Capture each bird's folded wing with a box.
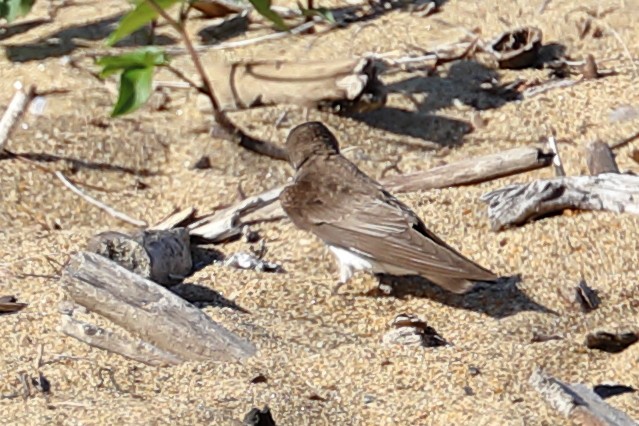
[307,193,496,280]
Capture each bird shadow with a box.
[4,13,177,63]
[364,274,557,319]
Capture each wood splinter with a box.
[59,312,182,367]
[61,252,256,363]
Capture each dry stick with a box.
[54,171,147,227]
[144,0,287,160]
[380,146,554,193]
[586,140,619,175]
[597,20,638,77]
[0,83,36,152]
[610,130,639,150]
[61,252,256,362]
[481,173,639,231]
[530,368,637,426]
[59,313,182,367]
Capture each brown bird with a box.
[280,122,498,295]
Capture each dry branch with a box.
[381,146,554,193]
[530,369,638,426]
[586,141,619,175]
[0,83,35,152]
[55,171,147,227]
[87,228,192,286]
[203,57,385,114]
[59,313,182,367]
[61,252,256,362]
[189,186,284,242]
[481,173,639,231]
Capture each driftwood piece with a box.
[61,252,256,362]
[149,207,196,231]
[586,141,619,175]
[87,228,192,286]
[481,173,639,231]
[530,369,638,426]
[381,146,554,193]
[204,57,386,114]
[189,186,284,243]
[59,313,182,367]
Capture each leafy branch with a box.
[99,0,288,159]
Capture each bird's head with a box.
[285,122,340,170]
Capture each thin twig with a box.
[610,130,639,150]
[0,83,35,152]
[597,20,638,77]
[537,0,552,14]
[164,64,206,95]
[54,171,147,227]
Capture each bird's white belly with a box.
[329,246,373,271]
[328,246,415,277]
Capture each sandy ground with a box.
[1,0,639,424]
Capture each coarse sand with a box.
[1,0,638,424]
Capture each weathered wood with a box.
[149,207,196,231]
[530,369,638,426]
[586,141,619,175]
[381,146,554,193]
[189,186,284,243]
[61,252,256,362]
[59,313,182,367]
[87,228,192,286]
[481,173,639,231]
[202,57,386,114]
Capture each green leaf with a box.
[96,48,167,117]
[0,0,35,23]
[96,47,167,77]
[247,0,288,31]
[111,66,155,117]
[107,0,180,46]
